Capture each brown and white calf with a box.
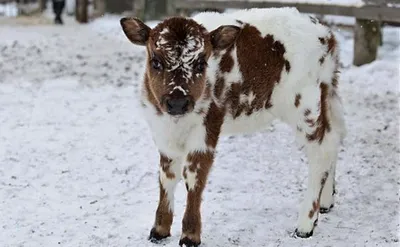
[120,7,346,247]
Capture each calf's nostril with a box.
[166,98,189,114]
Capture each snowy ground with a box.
[0,13,399,247]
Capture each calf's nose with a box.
[166,98,189,115]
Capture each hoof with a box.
[320,204,334,214]
[294,228,313,238]
[179,237,201,247]
[148,228,170,243]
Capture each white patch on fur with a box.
[223,47,242,83]
[221,110,276,135]
[159,161,181,212]
[141,96,211,157]
[171,86,187,96]
[184,168,197,191]
[239,91,256,105]
[156,28,169,47]
[155,28,205,84]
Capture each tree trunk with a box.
[353,19,381,66]
[75,0,88,23]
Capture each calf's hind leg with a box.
[319,161,336,213]
[295,129,341,238]
[295,84,345,237]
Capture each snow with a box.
[208,0,365,7]
[1,13,399,247]
[0,2,18,17]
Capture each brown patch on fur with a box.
[182,151,215,243]
[214,77,225,99]
[285,60,291,72]
[307,83,331,143]
[295,94,301,107]
[327,32,337,55]
[317,171,329,204]
[308,201,320,219]
[305,118,315,127]
[204,102,225,148]
[219,48,234,73]
[182,166,188,179]
[160,154,175,179]
[225,83,240,116]
[320,172,328,188]
[144,75,162,115]
[265,101,273,109]
[308,171,329,219]
[332,72,339,88]
[223,24,286,118]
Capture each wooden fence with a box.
[2,0,399,65]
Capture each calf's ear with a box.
[209,25,240,50]
[120,17,151,46]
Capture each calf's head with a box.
[120,16,240,116]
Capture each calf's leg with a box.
[319,161,336,213]
[295,130,341,238]
[179,103,224,246]
[179,151,214,247]
[149,153,181,242]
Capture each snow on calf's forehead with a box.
[151,18,209,81]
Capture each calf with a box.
[120,7,346,247]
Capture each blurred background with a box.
[0,1,399,247]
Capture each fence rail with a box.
[175,0,400,23]
[173,0,400,65]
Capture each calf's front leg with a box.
[149,153,181,242]
[179,151,214,247]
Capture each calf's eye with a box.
[151,59,163,70]
[194,60,207,73]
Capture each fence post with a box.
[39,0,46,12]
[93,0,106,18]
[353,19,381,66]
[167,0,176,16]
[144,0,167,20]
[75,0,89,23]
[133,0,145,20]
